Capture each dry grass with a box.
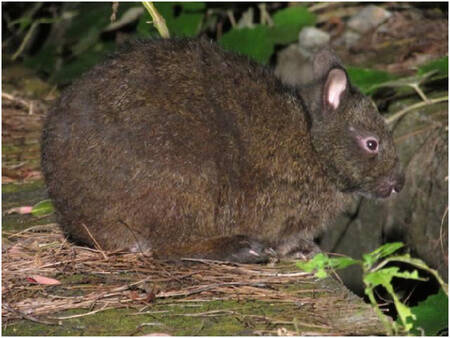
[3,223,328,327]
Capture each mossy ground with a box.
[2,181,385,336]
[2,5,447,334]
[3,300,304,336]
[2,180,55,232]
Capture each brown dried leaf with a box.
[5,206,33,215]
[27,275,61,285]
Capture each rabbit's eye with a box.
[366,139,378,151]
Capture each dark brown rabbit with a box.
[41,38,404,263]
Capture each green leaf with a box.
[267,24,301,45]
[9,17,33,31]
[296,252,328,272]
[154,2,204,37]
[363,242,404,267]
[383,254,448,295]
[181,2,205,11]
[296,253,330,279]
[66,3,111,40]
[330,256,360,269]
[219,25,274,64]
[219,5,315,62]
[296,253,359,279]
[364,266,425,290]
[23,45,58,75]
[405,289,448,336]
[364,267,420,331]
[31,199,55,217]
[364,267,398,289]
[395,301,416,332]
[169,12,203,37]
[271,6,316,44]
[71,26,103,56]
[315,269,328,279]
[272,5,315,27]
[136,11,159,37]
[347,67,398,95]
[417,56,448,77]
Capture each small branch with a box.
[394,124,440,143]
[3,303,58,326]
[49,305,111,320]
[308,2,339,12]
[11,17,55,61]
[5,223,59,239]
[226,10,237,28]
[2,92,34,114]
[386,96,448,124]
[81,223,108,260]
[141,2,170,38]
[127,310,169,316]
[409,83,429,102]
[174,309,236,317]
[181,257,312,277]
[12,22,38,60]
[364,287,393,335]
[250,270,311,277]
[258,3,274,26]
[440,206,448,260]
[110,2,119,22]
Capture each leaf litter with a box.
[2,223,384,335]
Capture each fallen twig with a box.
[386,96,448,124]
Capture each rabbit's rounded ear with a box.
[323,68,348,112]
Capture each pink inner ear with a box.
[326,69,347,110]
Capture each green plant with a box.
[5,2,208,83]
[31,199,54,217]
[219,5,316,64]
[141,2,170,38]
[297,243,448,335]
[138,2,205,38]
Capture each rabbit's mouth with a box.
[374,171,405,198]
[355,174,405,199]
[374,184,399,198]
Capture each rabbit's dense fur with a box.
[41,39,404,262]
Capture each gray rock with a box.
[339,30,362,48]
[274,44,313,87]
[347,5,392,34]
[275,27,331,87]
[298,26,330,52]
